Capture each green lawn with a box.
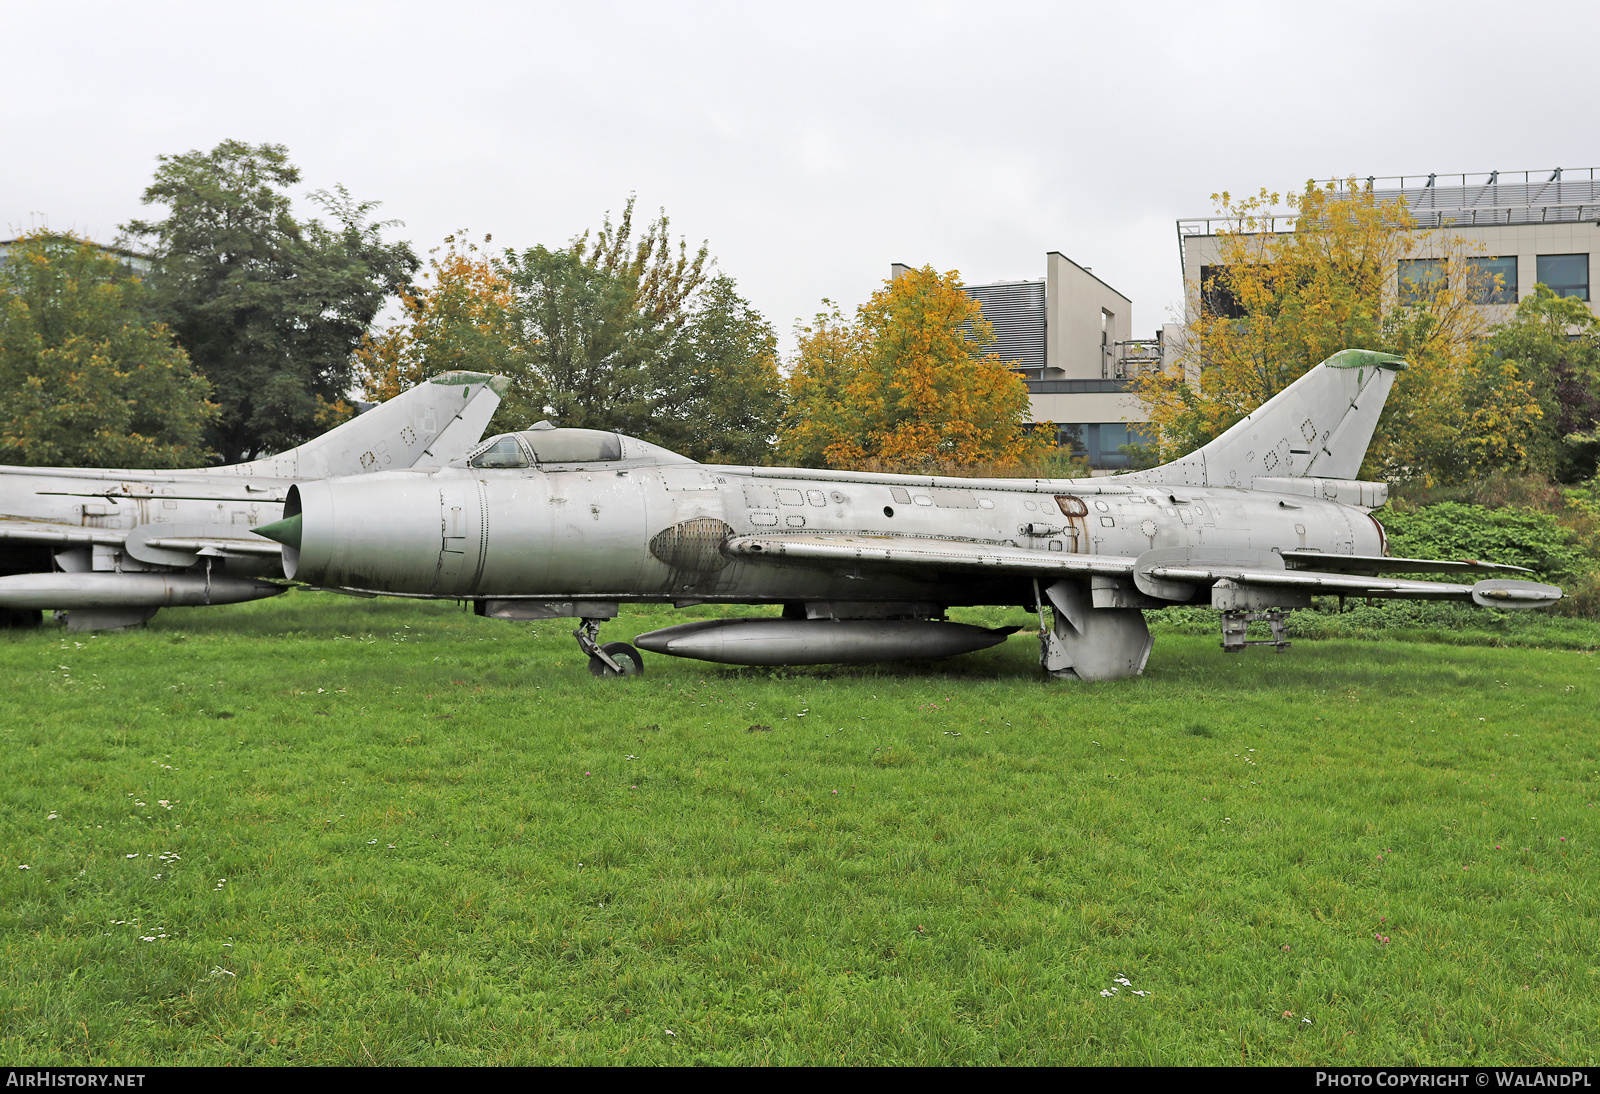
[2,593,1596,1065]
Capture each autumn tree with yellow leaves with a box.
[780,266,1050,472]
[354,232,522,403]
[1133,182,1543,485]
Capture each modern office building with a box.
[893,255,1168,470]
[1176,168,1600,321]
[898,167,1599,471]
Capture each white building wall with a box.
[1044,251,1133,380]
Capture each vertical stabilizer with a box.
[1124,349,1404,488]
[199,372,509,480]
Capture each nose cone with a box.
[254,513,302,550]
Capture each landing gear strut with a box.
[574,618,645,677]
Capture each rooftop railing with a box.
[1177,169,1600,264]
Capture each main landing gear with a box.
[574,618,645,678]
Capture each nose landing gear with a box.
[574,618,645,677]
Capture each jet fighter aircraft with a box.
[0,371,506,631]
[256,350,1561,681]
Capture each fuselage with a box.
[284,456,1387,606]
[0,464,291,578]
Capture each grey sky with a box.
[7,0,1595,354]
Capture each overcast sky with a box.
[7,0,1595,355]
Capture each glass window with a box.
[1467,256,1518,304]
[1537,254,1589,301]
[468,436,530,468]
[520,428,622,463]
[1055,423,1154,470]
[1055,424,1087,456]
[1398,258,1447,305]
[1200,265,1248,319]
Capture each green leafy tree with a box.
[647,275,783,463]
[354,232,523,402]
[1487,285,1600,482]
[487,204,780,462]
[779,266,1049,472]
[123,140,418,462]
[495,244,658,435]
[1380,502,1588,582]
[573,195,710,329]
[0,232,216,467]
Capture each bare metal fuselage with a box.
[263,352,1560,680]
[0,463,292,578]
[285,461,1385,605]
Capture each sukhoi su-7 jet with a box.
[256,350,1562,681]
[0,372,506,630]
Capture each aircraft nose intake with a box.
[254,513,303,550]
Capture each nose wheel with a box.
[574,618,645,677]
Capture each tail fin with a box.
[1124,349,1404,488]
[201,372,509,480]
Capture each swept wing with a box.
[724,532,1560,607]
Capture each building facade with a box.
[894,254,1166,471]
[897,167,1599,473]
[1177,168,1600,323]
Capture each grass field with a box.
[2,593,1597,1065]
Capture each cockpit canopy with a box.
[458,424,692,469]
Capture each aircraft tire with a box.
[589,642,645,678]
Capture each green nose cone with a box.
[254,513,303,550]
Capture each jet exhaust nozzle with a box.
[634,617,1018,666]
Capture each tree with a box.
[495,243,658,435]
[484,202,783,463]
[123,140,418,462]
[0,232,216,467]
[1133,182,1543,485]
[572,195,710,329]
[646,275,784,463]
[355,201,778,457]
[354,232,522,403]
[778,266,1049,472]
[1487,284,1600,482]
[494,196,712,435]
